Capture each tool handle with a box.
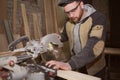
[8,36,29,51]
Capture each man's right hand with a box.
[45,60,72,70]
[0,68,9,79]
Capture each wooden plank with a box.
[13,0,23,49]
[44,0,55,34]
[0,51,14,56]
[13,0,17,33]
[0,78,2,80]
[37,13,43,38]
[32,13,42,40]
[3,20,14,44]
[0,50,25,57]
[0,34,8,52]
[32,13,38,39]
[44,0,61,34]
[51,0,59,33]
[104,48,120,54]
[21,3,31,39]
[57,70,101,80]
[43,0,50,34]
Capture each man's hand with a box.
[0,68,9,79]
[46,60,72,70]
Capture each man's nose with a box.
[69,12,74,18]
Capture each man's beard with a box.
[69,9,84,24]
[69,17,79,24]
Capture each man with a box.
[46,0,106,79]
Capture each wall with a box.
[0,0,8,51]
[0,0,46,51]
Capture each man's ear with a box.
[80,1,84,9]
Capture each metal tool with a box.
[0,33,63,80]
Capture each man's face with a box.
[64,1,84,23]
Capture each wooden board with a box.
[57,70,101,80]
[37,13,43,38]
[104,48,120,54]
[51,0,59,33]
[44,0,56,34]
[21,3,31,39]
[0,34,8,52]
[13,0,23,49]
[32,13,42,40]
[3,20,14,44]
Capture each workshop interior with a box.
[0,0,120,80]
